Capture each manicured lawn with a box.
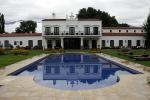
[101,49,150,67]
[0,50,44,68]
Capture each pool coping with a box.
[0,54,49,76]
[96,53,149,74]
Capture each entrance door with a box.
[28,40,33,48]
[119,40,123,47]
[47,40,52,49]
[38,40,42,47]
[83,40,89,49]
[128,40,132,47]
[64,38,80,49]
[92,40,97,49]
[55,40,61,49]
[4,40,9,47]
[110,40,114,48]
[102,40,105,48]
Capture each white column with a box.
[61,55,64,63]
[98,38,102,49]
[61,38,64,49]
[42,37,47,50]
[89,39,92,49]
[52,39,55,49]
[81,54,83,62]
[80,37,83,49]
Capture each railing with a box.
[44,31,101,36]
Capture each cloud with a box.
[0,0,150,32]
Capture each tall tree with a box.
[0,13,5,33]
[1,14,5,33]
[143,13,150,48]
[15,20,37,33]
[77,7,129,27]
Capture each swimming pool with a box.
[10,53,142,90]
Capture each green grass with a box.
[101,49,150,67]
[0,50,44,68]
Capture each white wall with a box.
[102,28,144,33]
[0,36,42,48]
[42,20,102,35]
[101,36,145,47]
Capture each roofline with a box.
[42,18,101,21]
[102,33,145,36]
[102,27,143,29]
[0,33,42,37]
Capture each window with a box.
[93,65,98,73]
[110,30,112,33]
[141,30,143,32]
[128,40,132,47]
[20,41,23,45]
[126,30,128,33]
[45,66,51,74]
[54,27,59,35]
[84,27,90,35]
[14,41,17,45]
[119,40,123,47]
[136,40,140,46]
[119,30,121,32]
[85,65,90,73]
[45,27,51,35]
[134,30,136,33]
[93,27,98,35]
[69,27,75,35]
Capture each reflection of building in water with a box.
[43,64,102,80]
[43,54,100,63]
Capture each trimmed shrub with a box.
[11,49,29,55]
[25,46,31,50]
[0,48,5,55]
[120,47,131,52]
[89,49,101,53]
[33,45,43,50]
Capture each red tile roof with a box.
[42,18,101,21]
[102,27,143,29]
[0,33,42,37]
[102,33,145,36]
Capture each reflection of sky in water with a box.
[18,53,138,90]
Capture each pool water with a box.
[11,53,141,90]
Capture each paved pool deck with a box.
[0,53,150,100]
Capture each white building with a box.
[0,15,147,49]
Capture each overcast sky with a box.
[0,0,150,33]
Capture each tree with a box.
[0,13,5,33]
[15,20,37,33]
[143,13,150,48]
[77,7,129,27]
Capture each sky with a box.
[0,0,150,33]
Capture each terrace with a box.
[0,49,149,100]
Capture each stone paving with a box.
[0,53,150,100]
